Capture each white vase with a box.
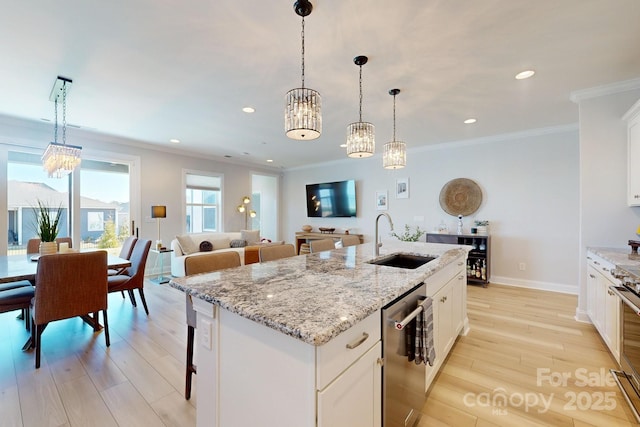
[39,241,57,255]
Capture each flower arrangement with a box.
[391,224,425,242]
[33,200,63,242]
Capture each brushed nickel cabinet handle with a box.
[346,332,369,349]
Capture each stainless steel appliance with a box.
[608,268,640,422]
[382,282,428,427]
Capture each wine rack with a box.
[426,233,491,287]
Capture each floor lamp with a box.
[151,205,166,250]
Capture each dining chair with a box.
[109,235,137,276]
[31,251,109,369]
[183,251,242,400]
[259,243,296,262]
[0,281,35,331]
[108,238,152,314]
[55,237,72,250]
[26,238,40,254]
[309,238,336,253]
[341,235,361,247]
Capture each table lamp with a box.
[151,205,166,250]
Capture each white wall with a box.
[576,86,640,320]
[283,127,580,293]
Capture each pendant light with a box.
[383,89,407,169]
[42,76,82,178]
[284,0,321,140]
[346,55,375,158]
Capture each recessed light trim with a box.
[464,118,477,124]
[339,143,347,148]
[169,138,180,144]
[515,70,535,80]
[242,106,255,113]
[266,159,274,163]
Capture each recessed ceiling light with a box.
[266,159,274,163]
[339,143,347,148]
[169,138,180,144]
[464,118,477,124]
[242,107,255,113]
[515,70,535,80]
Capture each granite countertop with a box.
[169,240,469,346]
[588,247,640,270]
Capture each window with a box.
[7,151,71,255]
[80,159,130,250]
[185,173,221,233]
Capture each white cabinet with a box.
[625,99,640,206]
[425,257,467,389]
[586,252,621,362]
[317,341,382,427]
[192,297,380,427]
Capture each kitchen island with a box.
[170,240,470,427]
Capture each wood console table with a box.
[294,232,364,254]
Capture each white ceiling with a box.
[1,0,639,169]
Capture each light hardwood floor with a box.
[0,281,637,426]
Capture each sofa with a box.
[170,230,284,277]
[171,230,259,277]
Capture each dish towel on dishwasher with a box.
[415,296,435,366]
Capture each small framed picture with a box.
[376,190,388,210]
[396,178,409,199]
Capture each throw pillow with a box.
[230,239,247,248]
[199,241,213,252]
[211,238,231,250]
[176,234,197,255]
[241,229,261,245]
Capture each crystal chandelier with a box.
[346,56,375,158]
[383,89,407,169]
[42,76,82,178]
[284,0,321,140]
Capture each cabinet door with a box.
[604,281,621,362]
[436,284,454,355]
[628,116,640,206]
[586,264,598,324]
[317,341,382,427]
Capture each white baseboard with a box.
[574,307,591,323]
[489,275,578,295]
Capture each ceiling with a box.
[1,1,639,169]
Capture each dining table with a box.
[0,250,131,284]
[0,250,132,350]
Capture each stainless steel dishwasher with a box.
[382,282,428,427]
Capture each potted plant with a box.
[474,220,489,235]
[33,200,63,255]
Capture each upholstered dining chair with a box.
[109,235,137,276]
[341,235,361,247]
[259,243,296,262]
[309,238,336,253]
[31,251,109,368]
[108,238,152,314]
[183,251,242,400]
[0,280,35,331]
[26,238,40,254]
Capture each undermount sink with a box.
[367,253,436,269]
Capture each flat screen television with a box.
[306,180,357,218]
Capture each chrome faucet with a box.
[375,212,394,257]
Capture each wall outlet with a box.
[201,319,212,350]
[519,262,526,271]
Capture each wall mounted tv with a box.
[306,180,357,218]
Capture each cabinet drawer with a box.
[426,256,465,297]
[586,253,618,283]
[316,311,380,391]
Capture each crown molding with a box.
[570,77,640,103]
